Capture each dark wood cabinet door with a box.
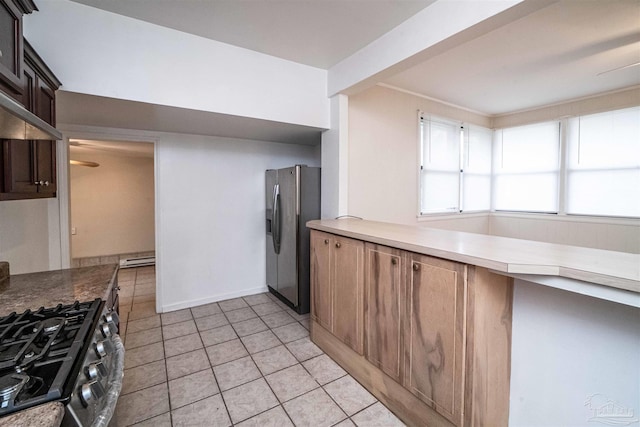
[2,140,36,194]
[35,140,56,194]
[364,243,404,382]
[0,0,23,94]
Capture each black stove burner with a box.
[0,299,103,417]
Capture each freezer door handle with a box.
[272,184,281,254]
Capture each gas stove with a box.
[0,300,123,426]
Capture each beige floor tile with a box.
[164,333,203,358]
[130,412,172,427]
[251,302,282,316]
[124,342,165,369]
[195,313,229,331]
[127,315,161,334]
[225,307,258,323]
[200,325,238,347]
[261,311,296,329]
[134,276,156,285]
[222,378,279,424]
[271,322,308,343]
[286,310,310,322]
[132,294,156,304]
[235,405,294,427]
[115,382,170,426]
[162,319,198,340]
[334,419,357,426]
[240,330,281,354]
[124,327,162,350]
[351,402,405,426]
[213,356,262,391]
[161,309,193,326]
[265,364,319,402]
[168,368,219,409]
[121,360,167,395]
[171,394,231,427]
[190,302,222,318]
[119,287,134,298]
[283,388,347,427]
[302,354,347,385]
[205,338,248,366]
[252,345,298,376]
[219,298,249,312]
[134,283,155,296]
[324,375,377,416]
[128,303,157,321]
[285,336,323,362]
[242,293,273,306]
[166,348,211,381]
[299,318,310,330]
[232,318,268,337]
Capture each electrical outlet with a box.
[71,227,77,235]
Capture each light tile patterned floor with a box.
[115,266,406,427]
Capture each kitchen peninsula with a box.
[307,218,640,427]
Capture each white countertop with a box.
[307,219,640,295]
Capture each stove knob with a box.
[104,311,120,326]
[85,361,107,380]
[100,322,117,338]
[94,340,113,358]
[79,380,105,407]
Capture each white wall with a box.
[70,147,155,258]
[23,0,328,129]
[156,133,320,311]
[510,279,640,426]
[347,84,490,227]
[320,94,349,219]
[0,198,61,274]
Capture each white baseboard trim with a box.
[160,285,269,313]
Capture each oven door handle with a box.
[91,334,125,427]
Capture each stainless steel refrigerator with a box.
[266,165,320,314]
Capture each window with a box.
[419,115,492,214]
[493,121,560,213]
[566,107,640,217]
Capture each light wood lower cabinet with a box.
[404,253,466,426]
[310,230,364,354]
[364,243,405,382]
[310,230,513,427]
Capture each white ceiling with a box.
[69,0,435,69]
[68,0,640,117]
[383,0,640,115]
[70,139,154,158]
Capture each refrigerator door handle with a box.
[272,184,281,254]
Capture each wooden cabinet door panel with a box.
[364,243,404,381]
[310,230,332,331]
[35,140,56,194]
[404,254,466,426]
[332,236,364,354]
[0,0,23,93]
[2,140,36,193]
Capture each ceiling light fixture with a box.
[70,159,100,167]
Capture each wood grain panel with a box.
[311,319,455,427]
[310,230,332,331]
[364,243,404,381]
[464,266,513,427]
[332,235,364,354]
[404,254,466,426]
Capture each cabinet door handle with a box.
[335,242,341,248]
[391,258,397,265]
[44,181,49,186]
[34,181,40,186]
[324,239,329,244]
[413,263,420,271]
[0,50,3,58]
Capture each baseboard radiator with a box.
[119,256,156,268]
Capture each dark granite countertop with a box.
[0,264,118,316]
[0,402,64,427]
